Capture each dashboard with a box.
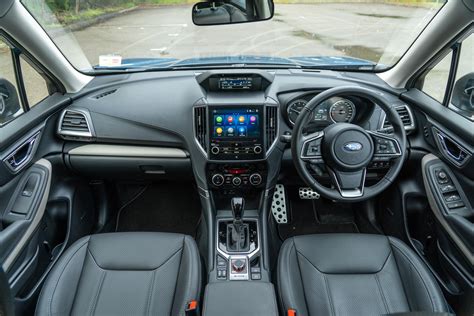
[58,69,414,190]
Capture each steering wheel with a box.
[291,86,407,202]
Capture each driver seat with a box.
[277,234,450,315]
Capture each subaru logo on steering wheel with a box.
[343,142,363,152]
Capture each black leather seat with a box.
[278,234,449,316]
[36,232,201,316]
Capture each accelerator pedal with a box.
[271,184,288,224]
[299,187,320,200]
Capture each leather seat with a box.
[277,234,449,316]
[36,232,201,316]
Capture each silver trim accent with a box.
[379,104,416,132]
[329,98,356,123]
[193,105,208,158]
[228,256,249,281]
[300,131,324,160]
[57,109,94,140]
[68,144,188,158]
[2,159,51,272]
[286,99,307,126]
[3,132,41,173]
[367,131,402,158]
[328,167,367,198]
[265,104,280,157]
[216,218,260,265]
[432,127,472,167]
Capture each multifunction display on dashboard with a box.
[209,107,264,160]
[211,108,260,139]
[218,77,253,90]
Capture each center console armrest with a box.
[202,281,278,316]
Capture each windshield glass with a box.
[22,0,446,73]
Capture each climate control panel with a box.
[207,163,266,189]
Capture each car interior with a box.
[0,0,472,315]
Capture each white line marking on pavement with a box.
[168,34,180,37]
[150,47,168,52]
[159,24,188,27]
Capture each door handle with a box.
[4,132,40,172]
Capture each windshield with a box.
[22,0,446,73]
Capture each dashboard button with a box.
[249,173,262,186]
[211,174,225,186]
[253,145,262,154]
[211,146,220,154]
[232,177,242,186]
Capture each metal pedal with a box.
[299,187,320,199]
[271,184,288,224]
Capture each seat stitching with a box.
[48,237,89,316]
[293,241,310,314]
[390,241,435,312]
[146,269,157,316]
[88,270,106,316]
[323,274,335,316]
[375,273,390,313]
[86,246,183,271]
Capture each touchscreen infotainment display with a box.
[211,108,261,139]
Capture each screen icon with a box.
[216,116,223,123]
[238,116,245,123]
[238,126,246,136]
[216,127,223,135]
[250,115,257,123]
[227,116,234,123]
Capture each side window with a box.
[422,51,452,103]
[20,55,50,107]
[0,39,23,126]
[420,31,473,120]
[450,34,473,120]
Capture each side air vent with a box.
[93,89,117,100]
[265,105,278,152]
[194,106,207,154]
[58,109,94,141]
[382,105,415,131]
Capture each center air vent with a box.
[194,106,207,154]
[383,105,415,131]
[58,109,94,141]
[265,105,278,152]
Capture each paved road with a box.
[57,3,438,68]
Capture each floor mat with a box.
[116,184,201,237]
[277,187,358,240]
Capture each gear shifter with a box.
[227,197,249,252]
[231,197,244,231]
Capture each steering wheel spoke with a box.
[327,167,366,198]
[367,131,402,161]
[300,131,324,163]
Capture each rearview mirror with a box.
[192,0,274,26]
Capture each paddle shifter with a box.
[227,197,250,252]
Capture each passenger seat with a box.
[35,232,201,316]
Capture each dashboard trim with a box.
[68,144,188,158]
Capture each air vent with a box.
[58,110,94,141]
[93,89,117,99]
[383,105,414,131]
[194,106,207,153]
[265,105,278,151]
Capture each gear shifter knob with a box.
[231,197,245,221]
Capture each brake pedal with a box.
[299,187,320,199]
[271,184,288,224]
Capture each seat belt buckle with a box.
[185,300,199,316]
[288,309,297,316]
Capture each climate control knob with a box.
[253,145,262,154]
[211,174,225,187]
[211,146,220,155]
[249,173,263,186]
[232,177,242,186]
